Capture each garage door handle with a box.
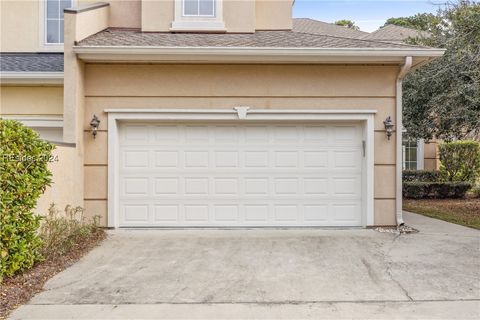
[362,140,366,157]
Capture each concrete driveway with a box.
[10,212,480,319]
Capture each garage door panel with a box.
[118,123,363,227]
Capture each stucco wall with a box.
[35,145,84,217]
[0,0,139,52]
[0,86,63,116]
[82,64,399,226]
[0,0,39,52]
[424,141,440,170]
[142,0,291,32]
[256,0,293,30]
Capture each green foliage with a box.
[39,204,100,259]
[439,141,480,183]
[384,13,440,32]
[403,181,472,199]
[334,19,360,30]
[0,119,53,281]
[403,170,441,182]
[472,185,480,198]
[401,1,480,141]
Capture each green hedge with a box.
[439,141,480,183]
[0,120,53,281]
[403,182,472,199]
[403,170,441,182]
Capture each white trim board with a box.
[74,46,445,65]
[1,116,63,128]
[0,72,64,85]
[106,108,375,228]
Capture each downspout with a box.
[396,56,413,226]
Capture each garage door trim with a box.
[106,109,376,228]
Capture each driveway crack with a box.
[384,234,414,302]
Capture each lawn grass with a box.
[404,197,480,230]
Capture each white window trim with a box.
[105,108,376,229]
[171,0,225,32]
[38,0,75,51]
[417,139,425,170]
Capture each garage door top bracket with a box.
[233,106,250,120]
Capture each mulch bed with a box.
[404,197,480,230]
[0,229,106,319]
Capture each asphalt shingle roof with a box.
[0,53,64,72]
[293,18,369,39]
[78,28,425,49]
[361,24,430,42]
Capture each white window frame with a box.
[38,0,75,51]
[171,0,225,32]
[402,137,424,170]
[105,108,376,229]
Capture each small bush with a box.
[39,204,100,259]
[0,120,53,281]
[403,181,472,199]
[403,170,441,182]
[439,141,480,183]
[472,186,480,198]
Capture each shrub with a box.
[403,170,441,182]
[403,181,472,199]
[0,120,54,281]
[439,141,480,183]
[39,204,100,259]
[472,185,480,198]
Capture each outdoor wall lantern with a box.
[90,115,100,139]
[383,116,394,140]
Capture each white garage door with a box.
[118,122,364,227]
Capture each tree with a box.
[334,19,360,30]
[384,13,440,32]
[401,1,480,141]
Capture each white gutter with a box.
[73,46,445,64]
[396,56,413,226]
[0,72,64,85]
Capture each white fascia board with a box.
[73,46,445,64]
[0,72,64,85]
[1,116,63,128]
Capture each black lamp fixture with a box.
[383,116,394,140]
[90,114,100,139]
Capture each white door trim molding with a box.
[107,108,376,228]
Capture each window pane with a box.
[59,20,64,43]
[47,20,60,43]
[47,0,59,19]
[60,0,72,18]
[184,0,198,15]
[199,0,214,16]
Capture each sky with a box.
[292,0,445,32]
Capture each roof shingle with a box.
[0,53,64,72]
[361,24,430,42]
[293,18,369,39]
[78,28,426,49]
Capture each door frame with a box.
[106,108,376,228]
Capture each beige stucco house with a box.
[0,0,444,228]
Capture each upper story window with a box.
[45,0,73,44]
[172,0,224,31]
[184,0,215,17]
